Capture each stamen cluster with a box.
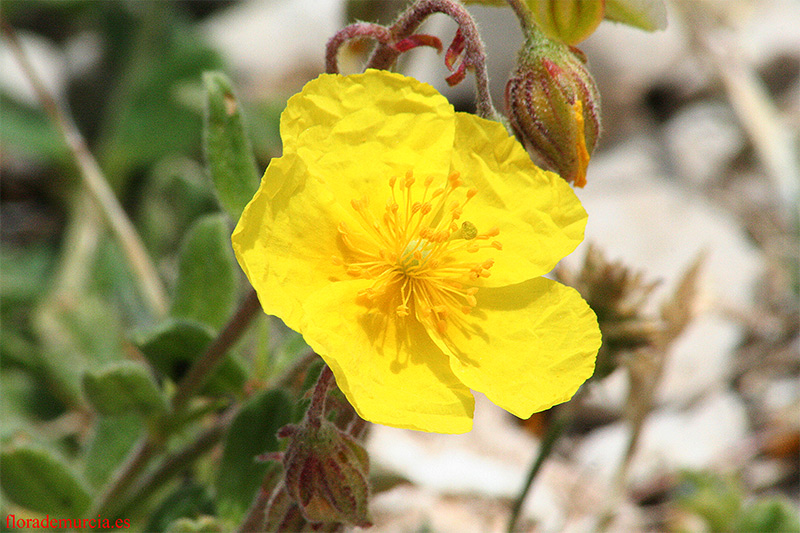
[336,171,502,333]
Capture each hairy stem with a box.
[171,288,262,410]
[367,0,497,119]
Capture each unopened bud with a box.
[528,0,605,45]
[281,420,372,528]
[505,34,601,187]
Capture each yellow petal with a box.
[301,279,475,433]
[430,277,600,419]
[273,69,456,201]
[232,154,349,333]
[450,113,588,286]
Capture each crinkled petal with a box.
[232,154,350,333]
[430,277,600,419]
[270,69,456,203]
[301,279,475,433]
[450,113,588,286]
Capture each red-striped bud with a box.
[505,35,601,187]
[280,420,372,528]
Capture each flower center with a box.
[336,170,502,334]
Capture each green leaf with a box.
[171,214,237,330]
[604,0,667,32]
[0,446,91,517]
[0,93,67,160]
[83,414,143,487]
[165,516,224,533]
[82,361,167,417]
[737,499,800,533]
[215,390,293,520]
[132,318,246,396]
[145,483,215,533]
[202,71,260,221]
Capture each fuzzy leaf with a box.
[82,361,167,416]
[0,446,92,517]
[83,414,143,487]
[215,390,293,520]
[132,318,246,396]
[203,71,260,221]
[171,214,237,330]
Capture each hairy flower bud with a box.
[528,0,605,45]
[280,420,372,528]
[505,34,601,187]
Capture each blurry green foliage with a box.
[82,361,167,417]
[132,318,247,397]
[676,470,800,533]
[215,390,293,521]
[171,214,238,330]
[0,446,92,518]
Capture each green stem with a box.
[89,437,160,519]
[115,407,237,517]
[504,0,536,33]
[506,414,568,532]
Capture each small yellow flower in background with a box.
[233,69,600,433]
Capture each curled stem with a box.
[326,22,393,74]
[369,0,498,119]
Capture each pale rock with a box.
[1,31,67,106]
[739,0,800,67]
[566,136,764,313]
[663,101,747,185]
[575,391,750,486]
[656,314,744,406]
[367,394,537,497]
[202,0,346,95]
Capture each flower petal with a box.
[275,69,456,203]
[232,154,350,332]
[301,279,475,433]
[431,277,600,419]
[450,113,588,286]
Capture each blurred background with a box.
[2,0,798,531]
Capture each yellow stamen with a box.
[337,171,503,333]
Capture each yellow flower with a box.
[233,69,600,433]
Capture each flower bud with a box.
[280,420,372,528]
[528,0,605,45]
[505,34,601,187]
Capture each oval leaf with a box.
[0,446,91,517]
[171,214,237,330]
[215,389,293,520]
[132,318,246,396]
[203,71,260,221]
[82,361,167,417]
